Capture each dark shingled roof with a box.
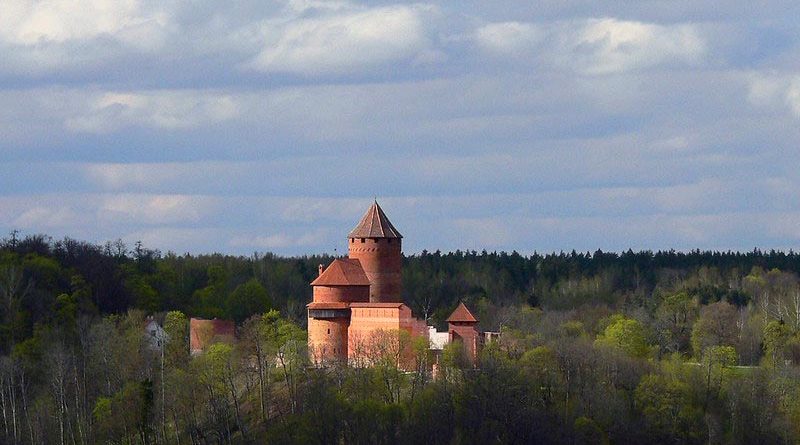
[311,258,371,286]
[348,200,403,239]
[446,302,478,323]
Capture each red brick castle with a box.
[307,201,481,366]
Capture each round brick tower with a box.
[307,259,370,364]
[347,201,403,303]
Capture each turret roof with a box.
[446,302,478,323]
[348,200,403,239]
[311,258,371,286]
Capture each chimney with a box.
[318,264,324,276]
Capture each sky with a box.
[1,0,799,256]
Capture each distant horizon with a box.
[4,228,797,259]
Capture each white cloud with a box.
[475,22,542,55]
[65,91,238,133]
[476,18,707,75]
[249,4,431,75]
[747,72,800,118]
[570,18,706,75]
[0,0,170,48]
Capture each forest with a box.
[1,232,800,444]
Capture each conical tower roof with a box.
[348,200,403,239]
[446,302,478,323]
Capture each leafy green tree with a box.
[635,373,704,443]
[193,342,243,441]
[595,315,651,358]
[0,266,32,350]
[193,265,228,318]
[163,310,188,367]
[227,278,271,323]
[762,320,791,367]
[519,346,561,409]
[701,345,738,410]
[122,265,160,314]
[655,291,698,354]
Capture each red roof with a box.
[446,302,478,323]
[348,200,402,239]
[311,258,371,286]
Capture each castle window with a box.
[360,238,365,243]
[327,328,330,335]
[373,238,378,243]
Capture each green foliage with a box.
[763,320,791,367]
[703,345,738,368]
[635,373,704,443]
[164,310,188,366]
[92,396,112,421]
[3,235,800,444]
[226,278,271,323]
[595,315,651,358]
[655,291,698,354]
[559,320,585,338]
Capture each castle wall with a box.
[312,285,369,303]
[308,316,349,364]
[449,322,480,366]
[348,237,402,302]
[347,304,429,368]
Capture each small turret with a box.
[447,302,480,366]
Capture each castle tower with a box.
[347,201,403,303]
[447,302,480,366]
[307,259,370,363]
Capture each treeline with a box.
[2,233,800,443]
[3,233,800,340]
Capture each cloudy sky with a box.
[1,0,799,255]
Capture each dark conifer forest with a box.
[2,233,800,444]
